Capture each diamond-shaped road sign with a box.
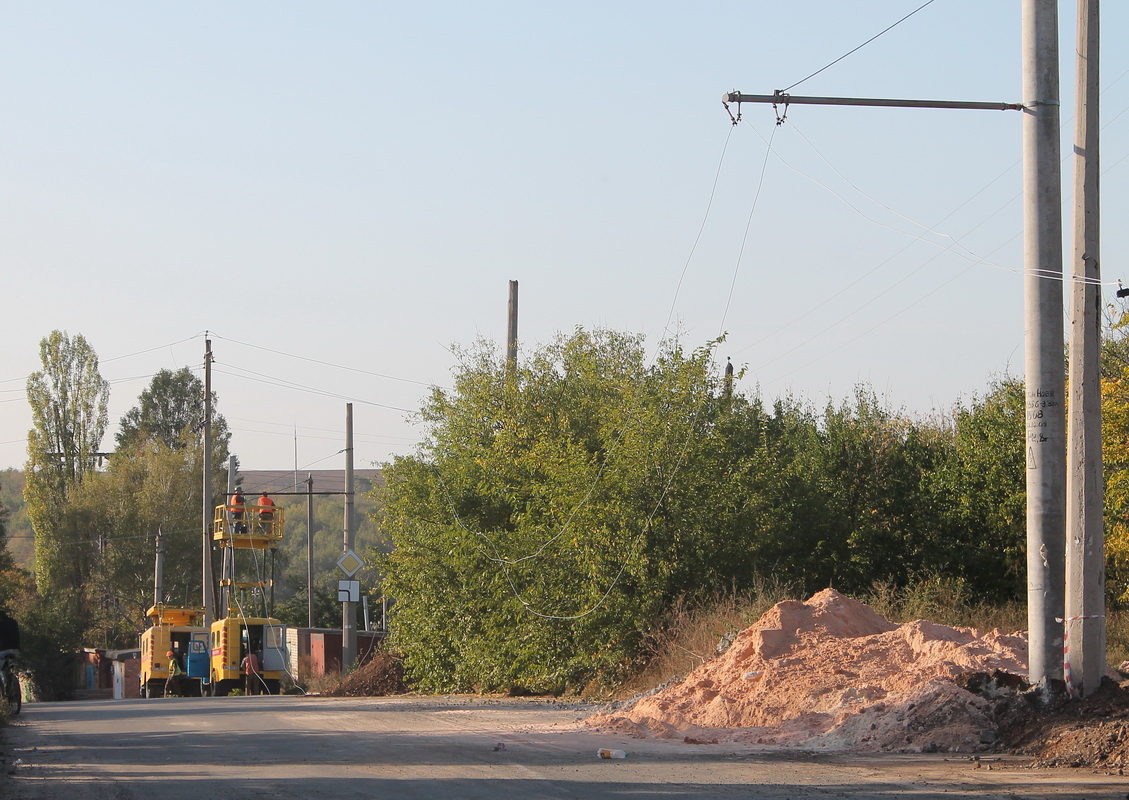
[337,549,363,577]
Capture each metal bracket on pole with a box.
[722,91,1024,113]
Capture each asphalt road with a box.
[2,695,1128,799]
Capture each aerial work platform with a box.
[213,502,284,550]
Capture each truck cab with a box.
[139,605,208,698]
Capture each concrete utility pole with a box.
[1066,0,1104,697]
[223,455,237,614]
[1022,0,1066,688]
[307,473,314,629]
[507,280,519,367]
[202,337,215,628]
[342,404,357,674]
[154,527,165,607]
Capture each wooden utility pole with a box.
[1066,0,1104,697]
[202,337,215,628]
[1022,0,1066,688]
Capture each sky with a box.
[3,1,1128,475]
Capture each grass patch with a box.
[615,578,798,699]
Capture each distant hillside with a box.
[1,469,32,568]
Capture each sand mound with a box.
[587,589,1029,753]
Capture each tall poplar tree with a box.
[24,331,110,591]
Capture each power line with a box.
[782,0,938,93]
[211,333,442,390]
[662,125,737,342]
[720,124,778,335]
[213,364,415,413]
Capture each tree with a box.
[116,367,231,453]
[24,331,109,592]
[55,367,239,647]
[377,329,728,692]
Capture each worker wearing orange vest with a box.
[230,486,246,533]
[257,492,275,534]
[258,492,275,519]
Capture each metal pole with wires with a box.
[342,404,357,674]
[202,337,215,628]
[307,473,314,629]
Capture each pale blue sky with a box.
[3,2,1127,473]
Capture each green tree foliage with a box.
[1103,311,1129,603]
[0,473,12,582]
[116,367,231,453]
[24,331,109,591]
[379,330,745,692]
[376,328,1034,694]
[59,442,220,647]
[273,585,342,629]
[19,366,234,650]
[928,380,1026,600]
[0,470,33,568]
[264,477,386,621]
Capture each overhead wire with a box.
[781,0,938,93]
[720,124,778,333]
[213,364,415,413]
[730,80,1129,369]
[435,127,752,619]
[718,9,1129,389]
[662,124,737,342]
[210,333,443,390]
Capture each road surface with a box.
[2,695,1127,799]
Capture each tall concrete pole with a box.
[507,280,519,367]
[224,455,236,615]
[342,403,357,674]
[1066,0,1104,697]
[1022,0,1066,687]
[202,338,215,628]
[154,527,165,607]
[307,473,314,629]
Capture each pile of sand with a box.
[587,588,1029,753]
[325,651,405,697]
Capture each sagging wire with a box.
[720,124,778,334]
[662,124,737,360]
[396,94,756,620]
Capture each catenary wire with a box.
[782,0,938,93]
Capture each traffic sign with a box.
[337,549,363,577]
